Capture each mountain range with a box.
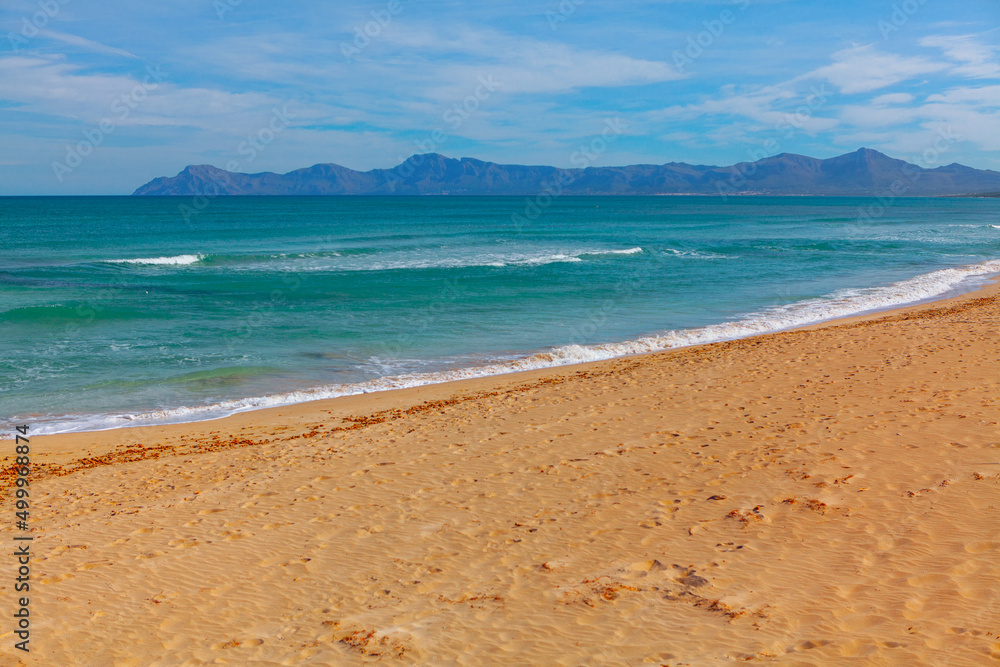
[132,148,1000,197]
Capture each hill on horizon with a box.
[132,148,1000,197]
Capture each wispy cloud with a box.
[39,30,139,60]
[921,32,1000,79]
[0,55,278,129]
[810,45,947,94]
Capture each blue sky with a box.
[1,0,998,194]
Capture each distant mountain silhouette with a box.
[133,149,1000,197]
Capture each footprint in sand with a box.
[907,572,949,587]
[76,560,113,571]
[790,638,833,651]
[168,538,199,549]
[833,583,868,599]
[626,559,668,574]
[837,614,890,632]
[950,559,979,576]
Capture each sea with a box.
[2,195,999,435]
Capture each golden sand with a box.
[2,283,999,665]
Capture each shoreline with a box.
[3,268,999,663]
[11,271,999,457]
[15,266,1000,440]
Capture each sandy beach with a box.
[2,282,999,666]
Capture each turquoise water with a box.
[2,195,999,434]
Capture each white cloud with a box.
[916,102,1000,151]
[39,31,139,59]
[0,55,287,130]
[428,53,676,101]
[871,92,914,105]
[811,45,946,94]
[925,84,1000,105]
[838,104,917,128]
[840,83,1000,151]
[922,33,1000,79]
[382,25,685,94]
[196,25,683,100]
[645,39,1000,160]
[650,80,838,142]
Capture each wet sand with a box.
[1,281,999,665]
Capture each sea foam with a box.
[291,247,644,272]
[27,257,1000,436]
[106,254,203,266]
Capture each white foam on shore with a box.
[105,254,203,266]
[24,258,1000,436]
